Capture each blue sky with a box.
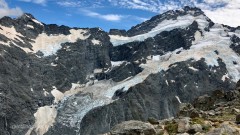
[1,0,240,31]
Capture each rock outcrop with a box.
[110,120,156,135]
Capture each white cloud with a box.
[101,14,123,21]
[109,0,162,12]
[203,0,240,27]
[82,10,123,21]
[57,0,103,8]
[56,1,80,7]
[19,0,47,5]
[108,0,184,13]
[56,0,240,27]
[0,0,23,18]
[108,0,240,27]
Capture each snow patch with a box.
[31,105,57,135]
[91,38,101,45]
[51,86,64,103]
[0,41,7,46]
[111,61,125,67]
[152,55,160,61]
[193,31,202,43]
[28,29,90,56]
[43,89,49,96]
[64,83,85,96]
[221,73,229,81]
[26,24,34,29]
[0,25,24,46]
[94,68,102,73]
[32,18,44,26]
[171,80,175,83]
[175,96,182,103]
[165,80,169,86]
[189,66,199,71]
[50,63,57,66]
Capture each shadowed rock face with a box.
[110,21,199,62]
[109,29,127,36]
[230,35,240,55]
[0,16,112,135]
[0,6,239,135]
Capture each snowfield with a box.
[29,29,90,56]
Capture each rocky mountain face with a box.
[0,6,240,135]
[104,82,240,135]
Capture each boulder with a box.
[178,103,202,118]
[236,114,240,124]
[211,90,225,100]
[190,110,201,118]
[176,133,189,135]
[232,108,240,114]
[208,110,215,116]
[236,80,240,91]
[194,133,204,135]
[205,124,239,135]
[148,117,159,125]
[177,118,190,133]
[190,124,203,133]
[193,95,215,111]
[110,120,156,135]
[225,91,238,101]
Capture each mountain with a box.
[0,6,240,135]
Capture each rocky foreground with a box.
[103,82,240,135]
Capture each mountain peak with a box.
[183,6,204,15]
[22,13,35,19]
[126,6,207,37]
[17,13,36,21]
[16,13,44,27]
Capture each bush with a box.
[202,124,211,132]
[165,122,178,134]
[191,117,205,125]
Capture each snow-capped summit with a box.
[127,6,206,36]
[109,6,212,46]
[19,13,36,20]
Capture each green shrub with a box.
[165,122,178,135]
[202,124,211,132]
[191,117,205,125]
